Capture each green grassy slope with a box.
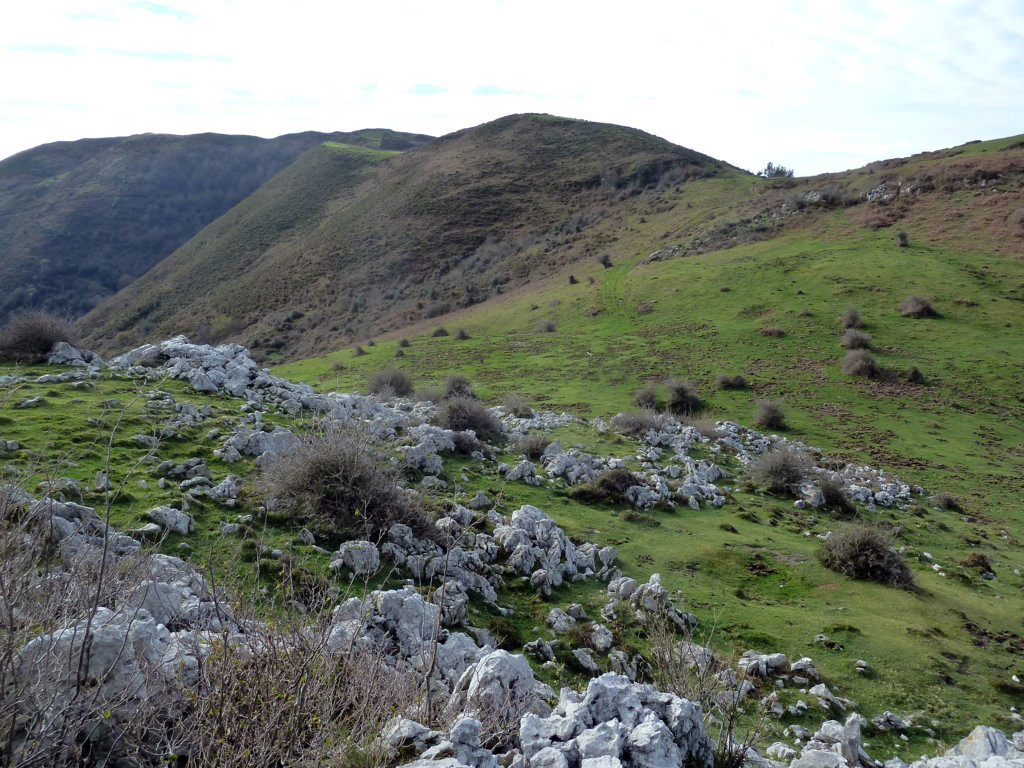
[272,138,1024,748]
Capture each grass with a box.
[275,210,1024,749]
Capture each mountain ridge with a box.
[0,127,434,323]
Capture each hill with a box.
[77,114,732,356]
[269,133,1024,738]
[0,128,433,322]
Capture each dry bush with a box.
[502,392,534,418]
[817,526,915,589]
[512,433,551,460]
[841,329,872,349]
[598,253,613,269]
[569,467,643,504]
[903,365,926,384]
[569,275,579,284]
[898,295,940,318]
[715,373,747,390]
[646,618,769,768]
[368,367,414,397]
[432,327,450,337]
[331,359,345,372]
[0,310,75,362]
[413,387,443,403]
[452,430,494,458]
[759,326,785,338]
[353,345,367,356]
[633,383,661,410]
[842,349,881,378]
[179,621,421,768]
[666,378,702,416]
[960,552,993,572]
[433,397,502,442]
[455,329,470,340]
[753,400,787,430]
[611,409,669,436]
[748,447,810,493]
[895,229,909,247]
[931,492,963,511]
[819,477,856,515]
[536,320,557,333]
[443,374,475,400]
[259,423,434,541]
[682,417,724,440]
[839,306,864,329]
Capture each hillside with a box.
[77,114,733,356]
[269,134,1024,737]
[0,128,433,322]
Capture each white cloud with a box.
[1,0,1022,174]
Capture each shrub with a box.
[960,552,993,572]
[816,526,915,589]
[634,383,661,410]
[412,387,442,403]
[443,374,475,400]
[841,329,872,349]
[367,368,413,397]
[598,253,613,269]
[432,327,450,337]
[455,328,470,340]
[353,345,367,356]
[819,477,856,514]
[932,492,963,511]
[569,275,579,284]
[502,392,534,418]
[0,310,75,362]
[569,467,643,504]
[452,430,494,458]
[904,365,925,384]
[759,326,785,338]
[895,229,909,247]
[748,447,810,493]
[665,378,701,416]
[839,306,864,329]
[536,320,556,333]
[611,409,668,435]
[259,423,434,541]
[715,373,747,390]
[331,360,345,372]
[682,417,724,440]
[512,433,551,460]
[434,397,502,441]
[394,349,405,358]
[842,349,881,378]
[753,400,787,430]
[898,295,940,318]
[367,339,376,347]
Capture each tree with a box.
[758,162,794,178]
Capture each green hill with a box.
[269,132,1024,740]
[0,128,433,322]
[77,114,732,358]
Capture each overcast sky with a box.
[2,0,1023,175]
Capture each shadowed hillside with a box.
[0,128,433,322]
[78,114,733,356]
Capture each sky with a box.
[2,0,1023,175]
